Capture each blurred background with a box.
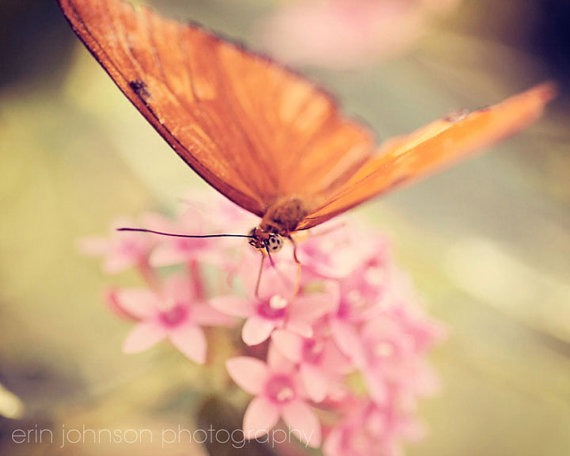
[1,0,569,454]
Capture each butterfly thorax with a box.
[248,197,309,253]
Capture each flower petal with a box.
[282,399,321,447]
[322,425,343,456]
[122,322,166,353]
[242,316,276,346]
[271,330,303,362]
[290,293,337,322]
[300,364,329,403]
[267,344,296,373]
[330,319,366,367]
[169,324,207,364]
[162,274,193,301]
[193,302,236,327]
[284,318,313,338]
[243,396,280,439]
[209,295,253,318]
[226,357,269,395]
[106,289,139,320]
[363,368,388,404]
[115,288,158,319]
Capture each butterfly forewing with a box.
[215,47,375,197]
[58,0,375,216]
[299,83,556,229]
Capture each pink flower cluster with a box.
[81,192,444,455]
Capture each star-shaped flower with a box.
[211,270,338,345]
[226,349,322,447]
[114,274,234,363]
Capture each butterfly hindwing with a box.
[300,83,556,229]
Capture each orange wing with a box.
[58,0,375,216]
[298,83,556,230]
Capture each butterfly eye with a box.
[265,233,284,253]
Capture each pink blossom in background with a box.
[323,395,425,456]
[148,192,256,268]
[358,314,429,403]
[258,0,460,68]
[113,274,235,363]
[147,209,224,268]
[226,349,322,447]
[79,215,157,273]
[271,326,352,402]
[295,222,387,280]
[82,190,444,454]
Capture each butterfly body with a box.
[58,0,555,250]
[247,196,308,254]
[260,196,309,235]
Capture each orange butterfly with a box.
[58,0,555,256]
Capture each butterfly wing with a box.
[299,83,556,230]
[58,0,374,216]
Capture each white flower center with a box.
[276,386,295,402]
[374,342,394,358]
[269,295,288,310]
[266,374,296,404]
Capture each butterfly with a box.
[58,0,555,257]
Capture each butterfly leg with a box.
[287,235,301,265]
[286,235,303,296]
[254,254,266,298]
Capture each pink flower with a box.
[337,245,392,315]
[211,265,339,345]
[148,208,226,268]
[358,316,415,403]
[297,223,393,309]
[83,190,445,455]
[79,216,157,273]
[358,311,441,404]
[226,350,322,447]
[258,0,460,68]
[114,274,234,363]
[106,288,140,321]
[271,326,352,402]
[296,222,385,280]
[326,245,395,366]
[210,192,259,232]
[388,299,446,353]
[323,397,424,456]
[147,190,259,269]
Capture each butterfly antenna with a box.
[117,227,254,240]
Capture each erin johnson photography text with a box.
[11,424,313,449]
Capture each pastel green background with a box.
[1,1,568,455]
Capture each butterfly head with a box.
[248,197,309,254]
[248,228,284,254]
